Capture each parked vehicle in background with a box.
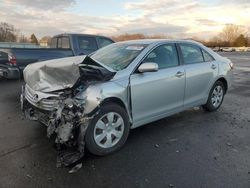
[0,33,114,79]
[212,47,222,52]
[222,47,235,52]
[21,39,233,163]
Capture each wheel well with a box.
[100,97,127,110]
[217,77,228,92]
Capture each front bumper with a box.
[21,84,93,167]
[0,65,20,79]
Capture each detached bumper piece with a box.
[21,85,91,168]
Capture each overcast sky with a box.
[0,0,249,39]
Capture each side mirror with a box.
[138,62,158,73]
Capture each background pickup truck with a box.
[0,33,114,79]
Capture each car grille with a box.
[25,85,59,111]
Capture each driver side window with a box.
[144,44,179,69]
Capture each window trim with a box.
[201,48,215,62]
[178,43,206,65]
[132,42,181,74]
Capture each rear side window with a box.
[202,49,214,62]
[180,44,204,64]
[98,37,113,48]
[78,36,98,50]
[143,44,179,69]
[57,37,70,49]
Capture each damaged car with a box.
[21,39,233,165]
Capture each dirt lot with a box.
[0,52,250,188]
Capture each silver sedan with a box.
[22,39,233,157]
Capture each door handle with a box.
[175,71,185,78]
[211,64,217,69]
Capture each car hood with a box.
[23,55,113,93]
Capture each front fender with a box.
[75,80,131,121]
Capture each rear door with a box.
[178,43,218,107]
[130,43,185,126]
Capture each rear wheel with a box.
[85,103,130,156]
[203,81,225,112]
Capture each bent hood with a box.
[24,55,110,93]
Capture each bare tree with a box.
[30,33,39,44]
[18,34,29,43]
[219,24,245,45]
[0,22,18,42]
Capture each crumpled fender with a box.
[75,78,132,122]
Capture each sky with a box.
[0,0,250,40]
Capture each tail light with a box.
[8,54,17,66]
[229,62,234,69]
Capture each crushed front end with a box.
[21,84,89,167]
[20,55,116,167]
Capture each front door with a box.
[130,43,185,127]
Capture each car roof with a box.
[117,39,203,46]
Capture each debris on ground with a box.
[68,163,82,174]
[175,150,180,153]
[193,107,200,111]
[26,174,32,178]
[232,148,239,153]
[169,138,178,142]
[56,151,84,168]
[155,144,160,148]
[226,142,232,147]
[91,164,96,170]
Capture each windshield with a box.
[90,43,148,71]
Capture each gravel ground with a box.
[0,52,250,188]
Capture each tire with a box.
[203,81,225,112]
[85,103,130,156]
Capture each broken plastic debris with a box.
[68,163,82,174]
[193,106,200,110]
[169,138,178,142]
[226,142,232,147]
[56,151,84,168]
[154,144,160,148]
[26,174,32,178]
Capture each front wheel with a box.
[203,81,225,112]
[85,103,130,156]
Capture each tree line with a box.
[0,22,249,47]
[0,22,51,45]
